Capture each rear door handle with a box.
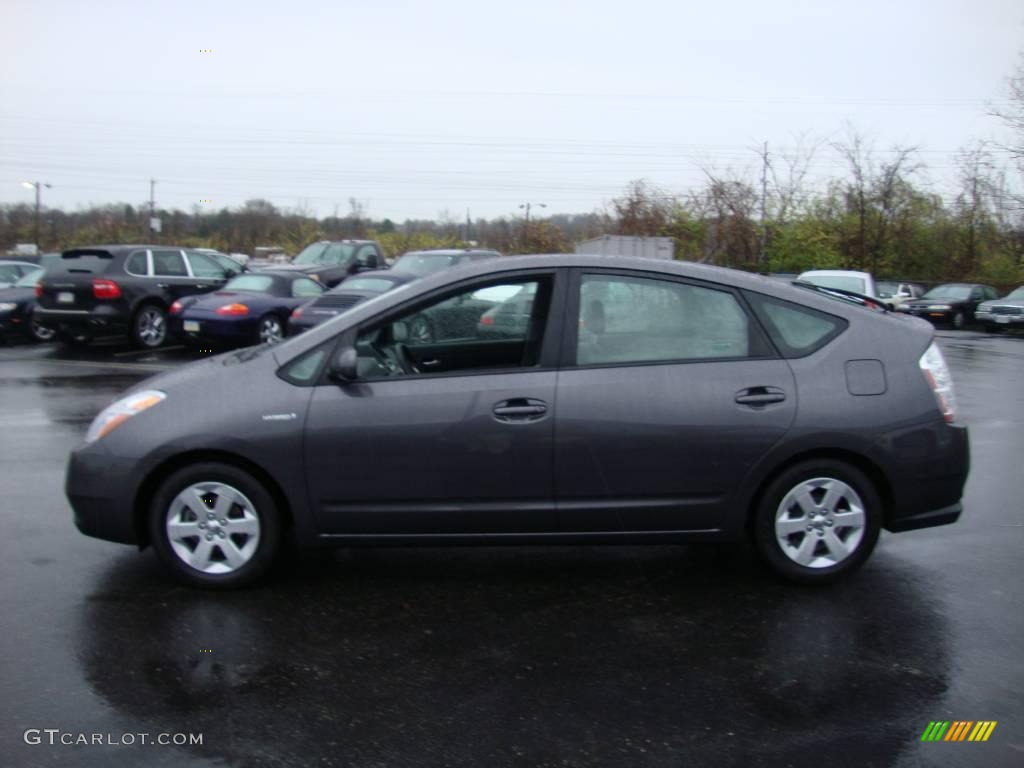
[735,386,786,406]
[493,398,548,423]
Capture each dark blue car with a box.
[170,271,324,347]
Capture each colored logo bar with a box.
[921,721,997,742]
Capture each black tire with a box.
[149,462,282,589]
[29,315,56,343]
[57,331,91,348]
[131,303,168,349]
[752,459,882,585]
[983,323,1001,334]
[951,311,965,330]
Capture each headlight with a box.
[0,302,16,312]
[85,390,166,443]
[928,304,952,311]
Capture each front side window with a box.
[187,251,227,278]
[152,250,188,277]
[353,277,551,379]
[576,275,760,366]
[292,278,324,298]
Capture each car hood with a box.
[127,346,273,395]
[979,298,1024,309]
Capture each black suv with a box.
[36,245,231,348]
[264,240,385,288]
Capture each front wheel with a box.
[951,311,965,330]
[753,460,882,584]
[132,304,167,348]
[29,316,56,343]
[149,462,282,588]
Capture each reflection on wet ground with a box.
[0,330,1021,766]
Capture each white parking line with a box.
[113,345,183,358]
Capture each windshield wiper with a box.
[792,281,890,312]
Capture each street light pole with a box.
[518,201,547,226]
[22,181,52,248]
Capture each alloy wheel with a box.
[30,318,56,342]
[165,482,261,575]
[774,477,866,569]
[259,316,284,345]
[136,307,166,347]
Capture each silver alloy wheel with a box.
[774,477,866,569]
[259,316,283,345]
[30,318,56,342]
[136,307,166,346]
[165,482,261,574]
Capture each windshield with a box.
[799,274,867,294]
[1005,286,1024,300]
[292,243,329,265]
[340,277,398,292]
[14,268,44,287]
[876,282,897,298]
[224,275,275,293]
[923,284,971,300]
[392,253,457,276]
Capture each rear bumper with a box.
[884,423,970,533]
[36,306,129,334]
[171,315,257,344]
[66,447,143,545]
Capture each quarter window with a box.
[125,250,149,276]
[745,292,847,358]
[152,250,188,277]
[575,274,762,366]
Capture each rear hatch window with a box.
[51,249,116,275]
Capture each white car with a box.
[797,270,878,298]
[876,281,925,309]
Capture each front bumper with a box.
[66,447,144,545]
[976,311,1024,327]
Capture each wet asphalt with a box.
[0,331,1021,768]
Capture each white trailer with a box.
[574,235,674,260]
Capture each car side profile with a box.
[901,283,1000,329]
[67,255,969,589]
[35,245,232,348]
[975,285,1024,331]
[265,240,386,288]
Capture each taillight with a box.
[215,303,249,316]
[92,279,122,299]
[291,307,304,320]
[169,300,183,315]
[481,314,495,325]
[35,282,42,298]
[919,342,957,423]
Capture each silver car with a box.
[975,286,1024,331]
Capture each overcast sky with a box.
[1,0,1021,220]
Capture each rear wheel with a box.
[149,462,282,588]
[29,316,56,343]
[132,304,167,348]
[257,314,284,345]
[753,459,881,584]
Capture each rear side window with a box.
[745,292,847,358]
[152,250,188,277]
[125,250,148,276]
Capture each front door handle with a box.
[735,386,786,407]
[493,398,548,423]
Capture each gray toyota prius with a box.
[68,255,969,588]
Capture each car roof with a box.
[798,269,872,279]
[398,249,500,257]
[244,269,317,281]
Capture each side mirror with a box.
[328,346,359,382]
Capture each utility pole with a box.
[759,142,769,267]
[149,179,157,242]
[22,181,52,249]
